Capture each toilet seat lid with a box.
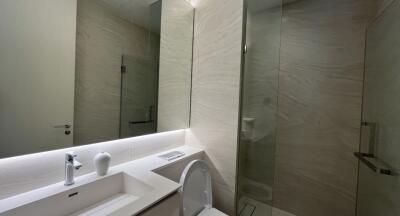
[179,160,212,216]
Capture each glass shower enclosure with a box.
[237,0,400,216]
[236,0,282,215]
[355,0,400,215]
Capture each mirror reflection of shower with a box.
[118,0,161,138]
[119,54,159,138]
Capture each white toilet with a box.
[179,160,228,216]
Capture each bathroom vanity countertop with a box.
[0,145,204,216]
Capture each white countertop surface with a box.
[0,145,204,216]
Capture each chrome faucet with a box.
[64,151,82,186]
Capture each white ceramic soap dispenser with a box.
[93,152,111,176]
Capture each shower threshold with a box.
[238,197,296,216]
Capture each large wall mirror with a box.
[0,0,194,158]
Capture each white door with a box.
[0,0,77,158]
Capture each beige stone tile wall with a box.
[187,0,244,214]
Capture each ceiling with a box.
[99,0,161,33]
[248,0,299,12]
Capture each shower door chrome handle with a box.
[243,44,248,54]
[354,152,394,176]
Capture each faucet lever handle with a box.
[65,151,77,161]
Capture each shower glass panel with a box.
[356,1,400,215]
[119,55,158,138]
[237,0,282,215]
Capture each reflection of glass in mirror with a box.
[119,55,158,139]
[74,0,162,145]
[0,0,194,158]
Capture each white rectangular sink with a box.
[4,172,154,216]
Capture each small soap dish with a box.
[158,151,185,161]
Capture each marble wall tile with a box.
[273,0,375,215]
[0,130,185,200]
[157,0,193,132]
[374,0,396,17]
[187,0,244,214]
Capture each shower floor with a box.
[238,197,296,216]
